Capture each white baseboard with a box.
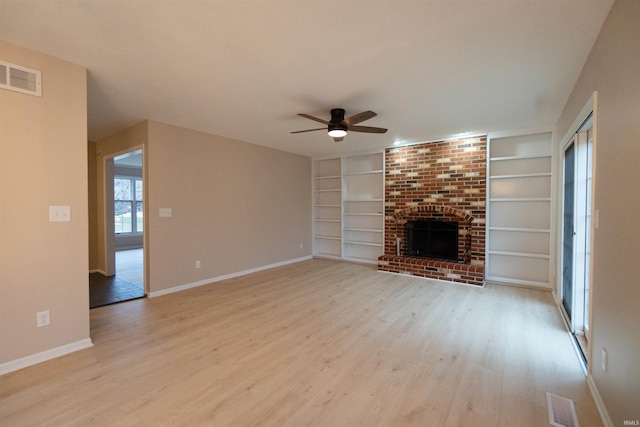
[586,374,613,427]
[148,256,313,298]
[0,338,93,376]
[89,269,107,275]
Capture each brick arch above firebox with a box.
[392,205,476,224]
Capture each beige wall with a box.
[555,1,640,424]
[147,121,312,293]
[89,119,312,294]
[0,41,89,363]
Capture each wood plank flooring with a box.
[0,259,602,426]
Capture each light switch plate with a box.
[159,208,172,217]
[49,205,71,222]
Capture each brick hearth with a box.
[378,136,486,286]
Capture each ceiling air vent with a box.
[0,60,42,97]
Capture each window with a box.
[114,176,143,234]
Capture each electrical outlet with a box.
[601,348,607,372]
[36,310,50,327]
[299,243,303,250]
[195,260,201,269]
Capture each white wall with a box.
[0,40,90,366]
[555,1,640,424]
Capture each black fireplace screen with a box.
[406,220,458,261]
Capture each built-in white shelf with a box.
[486,132,553,288]
[489,198,552,202]
[489,226,550,233]
[342,153,384,263]
[344,227,383,233]
[314,252,342,259]
[487,250,550,259]
[491,173,552,179]
[344,240,383,247]
[313,158,342,258]
[344,169,384,176]
[314,175,341,179]
[486,276,552,289]
[315,235,341,240]
[312,153,384,264]
[490,154,551,161]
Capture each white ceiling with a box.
[0,1,613,158]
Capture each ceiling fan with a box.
[291,108,388,142]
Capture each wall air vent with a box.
[0,60,42,97]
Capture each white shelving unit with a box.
[486,132,553,288]
[313,158,342,258]
[342,153,384,263]
[312,153,384,264]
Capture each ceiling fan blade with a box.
[348,125,388,134]
[344,110,377,126]
[290,127,326,134]
[332,137,344,143]
[298,113,330,125]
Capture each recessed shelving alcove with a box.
[313,153,384,264]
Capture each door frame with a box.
[101,145,147,293]
[556,91,598,368]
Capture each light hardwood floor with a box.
[1,259,602,426]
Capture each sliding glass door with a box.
[561,116,593,357]
[562,141,576,320]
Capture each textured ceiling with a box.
[0,0,613,158]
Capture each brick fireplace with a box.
[378,136,486,286]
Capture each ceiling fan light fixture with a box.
[328,129,347,138]
[292,108,387,142]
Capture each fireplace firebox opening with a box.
[406,219,459,261]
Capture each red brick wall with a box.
[378,136,486,285]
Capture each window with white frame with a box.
[114,176,143,234]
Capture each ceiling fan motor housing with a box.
[330,108,346,123]
[329,108,347,132]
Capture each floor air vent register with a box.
[546,392,580,427]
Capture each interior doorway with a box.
[89,148,145,308]
[560,115,593,361]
